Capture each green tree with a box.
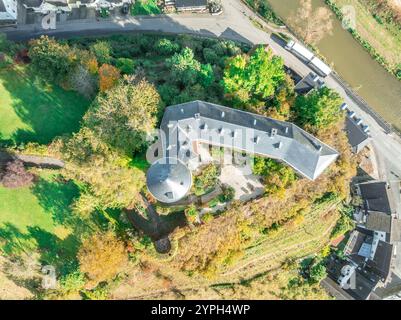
[29,35,76,83]
[154,38,180,55]
[90,41,112,65]
[309,262,327,283]
[199,63,215,87]
[115,58,135,74]
[294,87,343,129]
[167,47,201,86]
[223,46,285,104]
[84,79,161,155]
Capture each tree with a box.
[167,47,201,86]
[199,63,215,87]
[29,35,76,83]
[154,38,180,55]
[68,64,97,98]
[289,0,333,45]
[89,41,112,65]
[78,230,128,286]
[98,64,120,92]
[309,262,327,283]
[84,79,161,155]
[294,87,343,129]
[61,128,145,209]
[223,46,285,104]
[115,58,135,75]
[0,160,34,188]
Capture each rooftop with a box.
[147,100,339,203]
[357,181,392,215]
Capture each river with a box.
[267,0,401,131]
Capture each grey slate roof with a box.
[357,181,392,215]
[345,117,369,153]
[159,100,339,180]
[146,157,192,204]
[366,211,392,233]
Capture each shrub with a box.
[201,212,214,223]
[115,57,135,74]
[0,160,34,188]
[155,38,180,55]
[194,164,219,195]
[89,41,112,65]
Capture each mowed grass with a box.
[0,170,81,258]
[332,0,401,69]
[0,66,89,145]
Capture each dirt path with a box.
[0,150,64,169]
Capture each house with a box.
[0,0,17,26]
[146,100,339,203]
[341,103,370,154]
[294,72,325,95]
[175,0,208,12]
[356,181,394,216]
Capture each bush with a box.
[201,212,214,223]
[0,160,34,189]
[203,48,220,65]
[90,41,112,65]
[154,38,180,55]
[194,164,219,195]
[115,57,135,74]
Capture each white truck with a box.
[285,40,332,77]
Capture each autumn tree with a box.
[84,79,161,155]
[289,0,333,45]
[98,64,121,92]
[223,46,285,105]
[29,35,77,83]
[78,230,128,286]
[61,127,145,209]
[293,87,343,130]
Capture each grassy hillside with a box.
[327,0,401,78]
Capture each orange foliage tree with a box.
[98,64,120,92]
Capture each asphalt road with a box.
[3,0,401,215]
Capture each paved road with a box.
[3,0,401,214]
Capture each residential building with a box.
[146,100,339,203]
[0,0,17,25]
[175,0,208,12]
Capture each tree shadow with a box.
[0,67,90,145]
[30,176,80,228]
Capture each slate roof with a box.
[367,240,394,281]
[159,100,339,180]
[366,211,392,233]
[146,157,192,204]
[357,181,392,215]
[345,117,369,152]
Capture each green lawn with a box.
[131,0,161,15]
[0,170,83,269]
[0,66,90,145]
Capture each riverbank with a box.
[325,0,401,80]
